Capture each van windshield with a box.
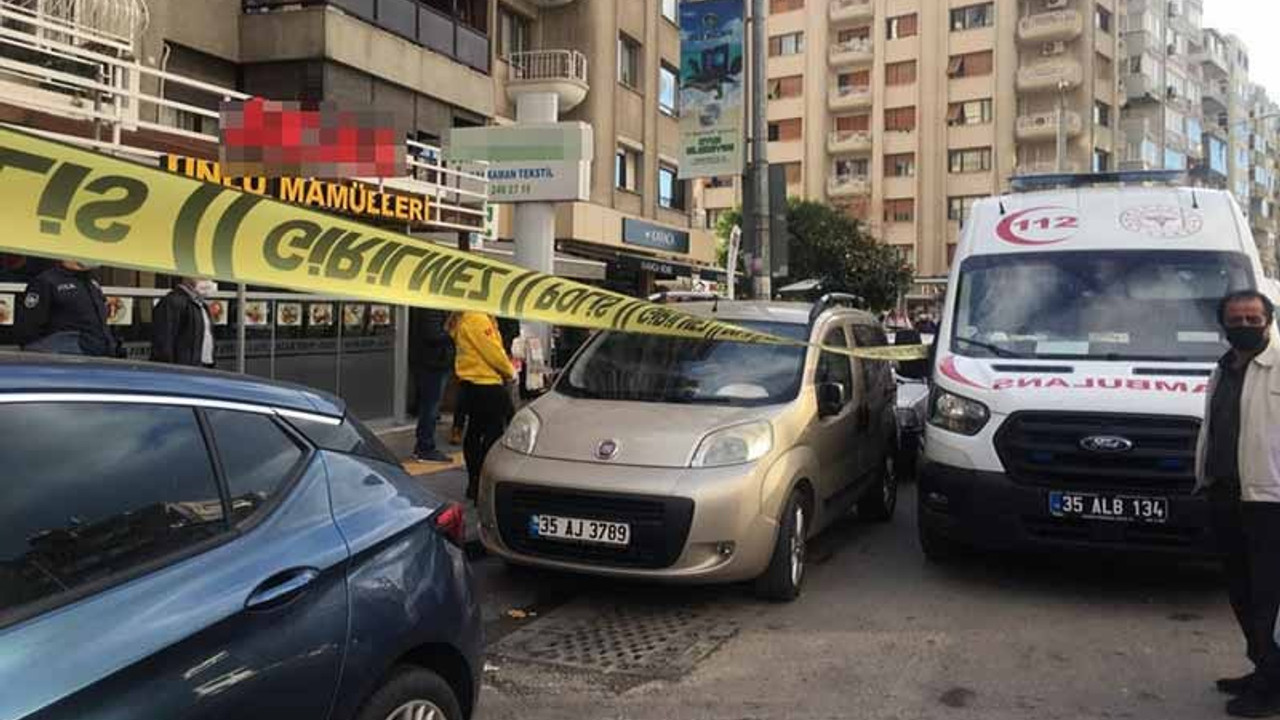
[560,321,808,406]
[951,251,1255,362]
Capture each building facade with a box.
[695,0,1125,288]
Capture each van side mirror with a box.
[817,382,846,418]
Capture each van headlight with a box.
[691,420,773,468]
[503,407,541,455]
[928,389,990,436]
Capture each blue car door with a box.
[0,400,350,720]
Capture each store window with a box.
[886,153,916,177]
[946,99,993,126]
[885,60,917,86]
[948,147,992,173]
[768,75,804,100]
[885,106,916,132]
[886,13,918,40]
[884,198,915,223]
[658,165,685,210]
[947,51,993,78]
[659,63,679,116]
[618,34,642,88]
[950,3,993,31]
[616,146,641,192]
[768,32,805,56]
[497,5,531,59]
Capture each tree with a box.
[715,199,914,311]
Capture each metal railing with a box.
[1017,9,1082,36]
[829,0,872,16]
[1,0,148,55]
[831,84,871,99]
[829,37,873,57]
[507,49,588,85]
[828,129,871,147]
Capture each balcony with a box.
[1203,81,1229,114]
[1017,10,1084,44]
[829,0,873,24]
[1015,160,1083,175]
[829,37,874,67]
[1015,110,1084,141]
[827,174,872,197]
[1016,59,1084,93]
[827,84,872,110]
[506,50,590,112]
[828,130,873,154]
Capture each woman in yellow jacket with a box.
[450,311,517,500]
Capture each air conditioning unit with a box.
[1042,41,1067,56]
[1045,0,1068,10]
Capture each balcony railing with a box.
[829,37,874,66]
[1016,59,1084,92]
[827,130,872,153]
[827,174,871,197]
[0,0,149,56]
[1017,10,1084,43]
[829,0,873,22]
[508,49,588,85]
[1015,110,1083,141]
[828,84,872,109]
[1015,160,1082,175]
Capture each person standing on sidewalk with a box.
[151,277,217,368]
[409,308,455,463]
[451,310,516,500]
[1197,289,1280,718]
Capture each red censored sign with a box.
[219,98,404,179]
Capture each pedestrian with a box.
[1197,288,1280,718]
[150,277,218,368]
[409,308,455,462]
[450,310,516,501]
[14,259,123,357]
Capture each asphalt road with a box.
[466,483,1245,720]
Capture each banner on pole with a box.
[678,0,746,179]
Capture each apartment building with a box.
[1192,28,1252,201]
[1245,85,1280,275]
[490,0,721,296]
[696,0,1125,285]
[1120,0,1206,175]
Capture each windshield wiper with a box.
[953,336,1028,359]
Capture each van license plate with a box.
[529,515,631,546]
[1048,492,1168,523]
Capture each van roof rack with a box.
[1009,170,1185,192]
[809,292,864,324]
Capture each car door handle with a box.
[245,568,320,610]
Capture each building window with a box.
[1095,52,1113,82]
[768,75,804,100]
[768,118,803,142]
[836,158,869,177]
[950,3,993,31]
[768,32,805,56]
[616,146,641,192]
[946,99,993,126]
[948,147,993,173]
[837,69,871,90]
[770,0,803,12]
[1093,101,1111,128]
[497,5,531,59]
[885,60,917,86]
[658,165,685,210]
[659,63,679,116]
[886,13,918,39]
[886,153,916,177]
[884,198,915,223]
[1164,148,1186,170]
[1092,148,1112,173]
[662,0,678,23]
[1095,5,1113,34]
[783,162,803,186]
[836,114,870,132]
[618,34,642,88]
[947,196,982,225]
[885,106,916,132]
[947,51,993,78]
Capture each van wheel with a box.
[355,667,463,720]
[858,451,897,523]
[755,489,807,602]
[917,496,962,564]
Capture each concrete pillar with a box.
[512,90,561,363]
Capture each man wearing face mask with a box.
[150,277,218,368]
[1197,289,1280,717]
[14,259,122,357]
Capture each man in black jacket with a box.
[151,278,217,368]
[14,260,122,357]
[409,308,455,462]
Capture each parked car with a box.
[0,354,482,720]
[478,296,899,601]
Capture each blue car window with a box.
[204,410,307,525]
[0,402,225,623]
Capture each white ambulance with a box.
[914,174,1268,560]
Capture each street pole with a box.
[1055,81,1068,173]
[750,0,771,300]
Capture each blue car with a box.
[0,353,482,720]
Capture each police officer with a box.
[14,260,123,357]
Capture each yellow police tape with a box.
[0,127,926,362]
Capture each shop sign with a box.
[448,123,592,203]
[623,219,691,254]
[679,0,746,178]
[486,161,588,202]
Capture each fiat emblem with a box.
[1079,435,1134,454]
[595,439,620,460]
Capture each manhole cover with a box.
[492,601,739,679]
